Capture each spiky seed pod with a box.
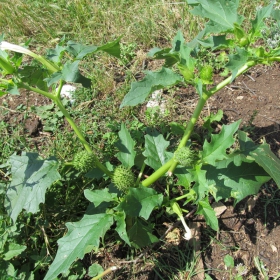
[73,151,96,173]
[200,65,213,84]
[174,147,197,167]
[112,165,135,191]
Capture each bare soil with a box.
[0,63,280,279]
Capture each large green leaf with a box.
[19,65,49,91]
[250,3,274,38]
[226,48,249,81]
[188,0,243,33]
[117,187,163,220]
[3,243,26,261]
[143,128,171,170]
[47,44,66,63]
[204,157,271,204]
[148,47,179,67]
[115,123,136,168]
[127,218,158,248]
[114,212,131,246]
[84,188,117,208]
[120,67,183,108]
[44,213,114,280]
[201,121,240,165]
[5,153,61,223]
[61,61,91,88]
[197,35,231,50]
[196,199,218,231]
[172,30,196,70]
[66,37,121,59]
[238,131,280,187]
[189,164,209,201]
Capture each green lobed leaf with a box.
[117,187,163,220]
[66,37,121,60]
[47,45,66,63]
[66,41,97,60]
[197,35,230,50]
[238,131,280,187]
[18,65,49,91]
[44,213,114,280]
[127,218,158,248]
[96,37,121,58]
[201,120,240,165]
[7,83,20,95]
[188,0,243,33]
[5,152,61,223]
[114,212,131,246]
[3,243,26,261]
[188,164,209,201]
[203,109,223,133]
[196,199,219,231]
[120,67,183,108]
[148,47,179,67]
[250,3,274,39]
[44,71,62,87]
[115,123,136,168]
[174,167,193,188]
[143,128,171,170]
[203,156,271,204]
[172,30,196,70]
[226,48,249,81]
[84,188,117,208]
[61,61,91,88]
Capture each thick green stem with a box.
[208,61,256,97]
[178,92,209,149]
[18,82,55,100]
[268,56,280,63]
[54,98,112,177]
[141,159,173,187]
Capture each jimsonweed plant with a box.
[1,1,280,279]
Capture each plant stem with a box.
[174,193,192,201]
[167,92,209,175]
[54,98,112,177]
[208,61,256,97]
[18,82,55,100]
[141,159,173,187]
[136,162,146,185]
[178,92,209,149]
[91,266,118,280]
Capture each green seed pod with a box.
[73,151,96,173]
[239,37,249,47]
[174,147,196,167]
[112,165,135,191]
[199,65,213,84]
[177,64,194,83]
